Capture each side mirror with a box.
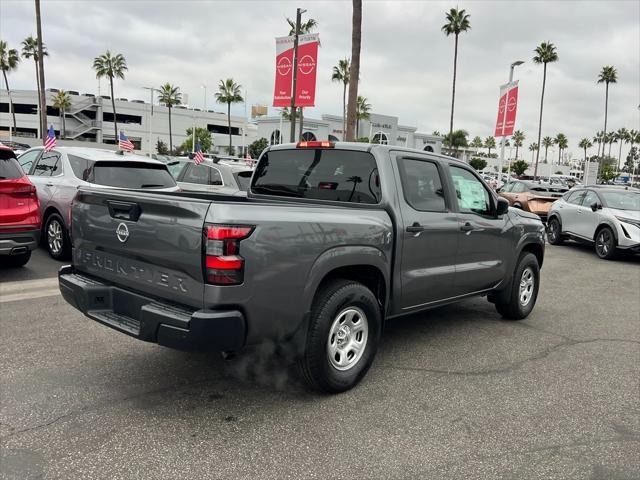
[496,197,509,216]
[590,202,601,212]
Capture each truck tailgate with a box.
[71,188,210,309]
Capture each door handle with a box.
[460,222,474,232]
[406,223,425,233]
[46,182,54,187]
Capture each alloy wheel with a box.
[47,218,63,255]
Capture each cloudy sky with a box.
[1,0,638,158]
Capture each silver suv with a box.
[173,157,254,196]
[547,186,640,259]
[18,147,179,260]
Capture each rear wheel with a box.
[595,226,617,260]
[494,252,540,320]
[45,213,71,260]
[547,217,563,245]
[298,280,381,393]
[3,251,32,268]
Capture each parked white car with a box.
[547,186,640,259]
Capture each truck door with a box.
[448,165,510,296]
[394,154,459,309]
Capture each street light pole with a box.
[201,85,207,111]
[289,8,305,142]
[499,60,524,183]
[142,86,159,155]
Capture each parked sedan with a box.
[499,181,568,222]
[0,146,40,267]
[17,147,179,260]
[173,157,254,196]
[547,186,640,259]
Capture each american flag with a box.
[44,125,56,152]
[245,151,254,167]
[194,143,204,165]
[119,131,135,151]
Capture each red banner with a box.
[273,36,294,107]
[272,34,319,108]
[494,81,519,137]
[294,34,319,107]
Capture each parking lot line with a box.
[0,277,60,303]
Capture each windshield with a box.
[601,191,640,211]
[90,161,176,189]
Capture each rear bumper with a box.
[0,229,40,255]
[58,266,246,352]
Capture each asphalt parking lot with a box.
[1,244,639,479]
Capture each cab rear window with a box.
[252,149,381,204]
[90,161,176,189]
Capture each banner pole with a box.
[289,8,303,142]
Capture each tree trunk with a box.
[558,147,561,164]
[35,0,47,140]
[515,145,519,160]
[110,78,118,141]
[603,83,609,151]
[584,147,587,164]
[62,108,66,138]
[168,105,173,152]
[2,71,17,138]
[618,140,623,169]
[533,63,547,180]
[227,102,232,153]
[544,145,548,162]
[342,83,347,139]
[345,0,362,141]
[448,33,459,140]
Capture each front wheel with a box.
[298,280,381,393]
[595,227,617,260]
[494,252,540,320]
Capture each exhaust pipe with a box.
[10,246,28,255]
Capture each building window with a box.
[423,146,434,152]
[301,131,317,141]
[372,132,388,145]
[207,124,240,135]
[103,112,142,125]
[328,134,339,142]
[270,130,281,145]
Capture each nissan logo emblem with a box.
[116,222,130,243]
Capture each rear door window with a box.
[17,150,41,174]
[68,154,92,181]
[234,171,252,191]
[181,164,210,185]
[90,162,176,189]
[33,152,62,177]
[397,158,447,212]
[0,157,24,179]
[252,149,381,204]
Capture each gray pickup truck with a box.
[59,142,545,393]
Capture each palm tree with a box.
[443,129,469,156]
[597,65,617,155]
[528,142,539,162]
[442,7,471,140]
[331,58,350,138]
[578,138,592,164]
[542,136,553,163]
[345,0,362,141]
[0,41,20,137]
[484,136,496,156]
[593,130,605,157]
[554,133,568,164]
[52,90,71,138]
[615,127,629,168]
[156,83,182,152]
[532,41,559,179]
[215,78,243,153]
[471,136,483,151]
[355,95,371,139]
[512,130,525,160]
[605,131,616,158]
[21,35,48,137]
[286,17,318,36]
[92,51,128,141]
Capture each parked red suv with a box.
[0,145,40,267]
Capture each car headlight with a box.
[615,216,640,228]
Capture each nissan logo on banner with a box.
[272,33,320,108]
[494,80,519,137]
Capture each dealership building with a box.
[0,88,252,154]
[255,113,443,153]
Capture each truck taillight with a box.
[204,224,254,285]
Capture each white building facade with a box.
[256,112,443,153]
[0,89,252,154]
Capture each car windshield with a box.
[601,191,640,211]
[90,161,176,189]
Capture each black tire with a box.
[3,251,32,268]
[44,213,71,260]
[298,279,381,393]
[494,252,540,320]
[547,217,563,245]
[595,226,617,260]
